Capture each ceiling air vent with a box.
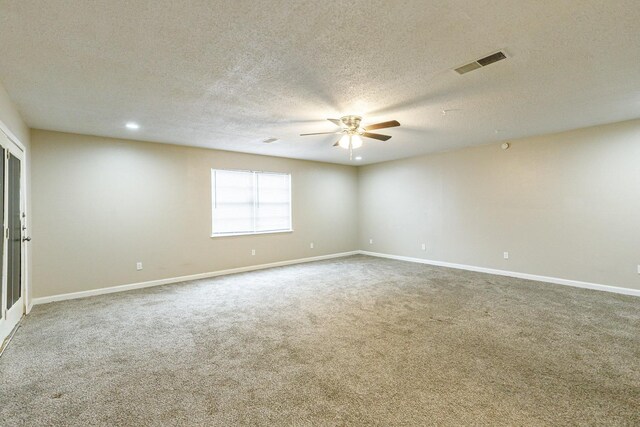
[262,137,278,143]
[454,51,507,75]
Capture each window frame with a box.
[210,168,293,238]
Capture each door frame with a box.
[0,120,29,347]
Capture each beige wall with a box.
[0,83,29,145]
[0,82,32,304]
[31,130,359,298]
[359,119,640,291]
[31,119,640,298]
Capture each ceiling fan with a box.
[299,115,400,158]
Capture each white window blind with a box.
[211,169,292,236]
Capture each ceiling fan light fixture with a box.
[351,134,363,149]
[338,133,363,149]
[338,134,351,149]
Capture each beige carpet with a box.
[1,255,638,425]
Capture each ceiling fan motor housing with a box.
[341,115,362,131]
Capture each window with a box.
[211,169,292,236]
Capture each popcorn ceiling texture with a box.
[0,1,639,164]
[1,256,638,425]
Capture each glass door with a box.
[0,130,26,346]
[7,154,21,310]
[0,147,4,333]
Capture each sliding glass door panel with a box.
[0,148,3,320]
[6,153,20,310]
[0,132,25,346]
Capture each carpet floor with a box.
[1,255,639,425]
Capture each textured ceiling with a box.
[1,1,639,165]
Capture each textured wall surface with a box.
[359,119,640,290]
[31,130,359,298]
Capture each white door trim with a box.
[0,121,26,153]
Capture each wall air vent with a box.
[262,137,278,143]
[454,51,507,75]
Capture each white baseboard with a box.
[30,249,640,305]
[359,250,640,297]
[32,251,359,305]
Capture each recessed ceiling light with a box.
[125,122,140,130]
[355,156,362,161]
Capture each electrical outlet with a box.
[251,249,256,256]
[637,264,640,274]
[136,262,143,271]
[503,252,509,260]
[421,243,426,251]
[369,238,373,245]
[310,242,314,249]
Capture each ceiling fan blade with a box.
[300,131,341,136]
[327,118,342,127]
[363,120,400,131]
[362,132,392,141]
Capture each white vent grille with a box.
[454,51,507,75]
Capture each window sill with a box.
[210,229,294,238]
